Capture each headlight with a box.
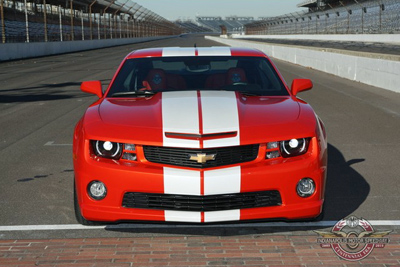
[92,140,123,159]
[266,138,310,159]
[280,138,309,158]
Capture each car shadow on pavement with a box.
[323,143,369,220]
[0,81,106,103]
[104,143,370,236]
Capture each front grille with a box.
[122,191,282,212]
[143,144,259,168]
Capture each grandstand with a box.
[196,16,254,33]
[0,0,181,43]
[174,20,213,34]
[245,0,400,35]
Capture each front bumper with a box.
[74,139,327,223]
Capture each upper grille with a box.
[122,191,282,212]
[143,144,259,168]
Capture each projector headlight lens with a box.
[92,140,122,159]
[280,138,309,157]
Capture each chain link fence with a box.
[245,0,400,35]
[0,0,181,44]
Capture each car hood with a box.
[84,91,316,147]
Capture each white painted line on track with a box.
[0,224,104,231]
[44,141,72,146]
[1,221,400,231]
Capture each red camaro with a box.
[73,47,327,225]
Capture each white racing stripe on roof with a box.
[1,221,400,231]
[162,47,196,57]
[197,47,231,56]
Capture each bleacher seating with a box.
[245,0,400,34]
[174,20,213,33]
[196,16,254,33]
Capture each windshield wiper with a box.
[239,91,263,96]
[110,91,156,97]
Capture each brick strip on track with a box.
[0,235,399,266]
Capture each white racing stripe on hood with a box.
[162,91,200,148]
[200,91,240,148]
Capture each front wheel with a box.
[312,206,325,222]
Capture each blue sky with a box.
[133,0,307,20]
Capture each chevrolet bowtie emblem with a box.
[189,153,216,163]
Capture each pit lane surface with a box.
[0,35,399,240]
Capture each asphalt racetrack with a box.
[0,35,399,240]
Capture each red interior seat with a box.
[167,73,187,90]
[205,73,226,89]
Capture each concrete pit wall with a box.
[231,34,400,44]
[0,36,174,62]
[206,36,400,93]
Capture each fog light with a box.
[88,181,107,200]
[266,151,280,159]
[296,178,315,197]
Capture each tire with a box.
[312,206,325,222]
[288,205,325,223]
[74,180,102,226]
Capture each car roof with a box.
[126,47,267,59]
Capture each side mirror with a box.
[291,79,313,96]
[81,81,103,98]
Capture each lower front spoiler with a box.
[80,200,323,224]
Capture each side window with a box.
[108,60,149,96]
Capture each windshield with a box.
[107,56,289,97]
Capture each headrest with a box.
[226,68,247,84]
[143,69,167,90]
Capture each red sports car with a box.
[73,47,327,225]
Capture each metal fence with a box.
[0,0,181,43]
[245,0,400,35]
